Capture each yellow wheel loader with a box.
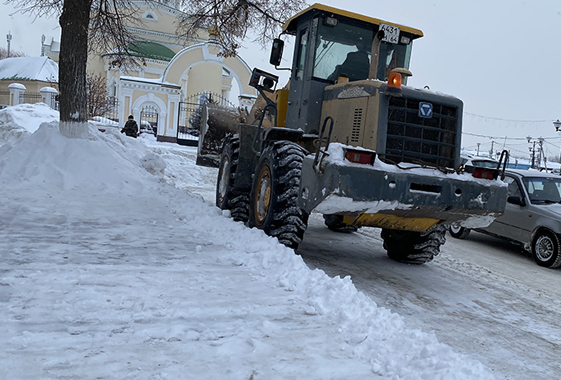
[197,3,508,264]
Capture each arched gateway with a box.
[117,41,257,144]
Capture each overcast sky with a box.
[3,0,561,159]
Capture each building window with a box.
[142,11,158,21]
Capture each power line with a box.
[464,112,554,123]
[462,131,560,141]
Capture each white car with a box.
[450,169,561,268]
[461,155,499,173]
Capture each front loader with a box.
[196,3,508,264]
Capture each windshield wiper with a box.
[533,199,559,204]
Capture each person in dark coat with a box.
[121,115,138,138]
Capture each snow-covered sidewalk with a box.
[0,104,493,379]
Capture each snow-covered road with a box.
[298,217,561,380]
[169,141,561,380]
[166,141,561,380]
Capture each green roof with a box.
[128,41,176,61]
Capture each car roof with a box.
[505,169,561,179]
[470,157,498,162]
[461,155,497,162]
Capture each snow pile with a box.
[0,104,495,379]
[0,103,59,149]
[91,116,119,126]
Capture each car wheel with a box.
[532,230,561,268]
[449,224,471,239]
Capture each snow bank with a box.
[0,103,59,149]
[0,104,495,379]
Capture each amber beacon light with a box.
[387,72,402,89]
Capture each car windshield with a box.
[523,177,561,204]
[470,160,498,169]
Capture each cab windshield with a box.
[523,177,561,204]
[313,19,412,84]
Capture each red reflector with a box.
[472,168,498,180]
[344,149,375,165]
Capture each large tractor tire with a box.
[216,137,249,222]
[249,141,309,249]
[381,224,447,264]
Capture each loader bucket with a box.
[196,103,243,168]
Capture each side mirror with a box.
[507,195,525,207]
[269,38,284,67]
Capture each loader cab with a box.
[277,3,423,135]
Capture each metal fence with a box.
[0,91,59,110]
[140,104,158,135]
[20,92,43,105]
[177,91,236,146]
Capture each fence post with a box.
[40,87,58,109]
[8,83,26,106]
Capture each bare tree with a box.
[6,0,306,137]
[177,0,306,56]
[86,73,109,118]
[7,0,139,137]
[0,47,26,59]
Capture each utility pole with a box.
[554,120,561,170]
[527,136,546,169]
[538,137,546,170]
[476,143,480,156]
[528,136,536,169]
[6,32,12,57]
[531,141,536,168]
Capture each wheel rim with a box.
[450,224,462,234]
[535,234,554,262]
[254,165,272,226]
[218,156,230,205]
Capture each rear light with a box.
[472,167,499,180]
[387,72,402,89]
[344,149,376,165]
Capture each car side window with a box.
[504,176,522,198]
